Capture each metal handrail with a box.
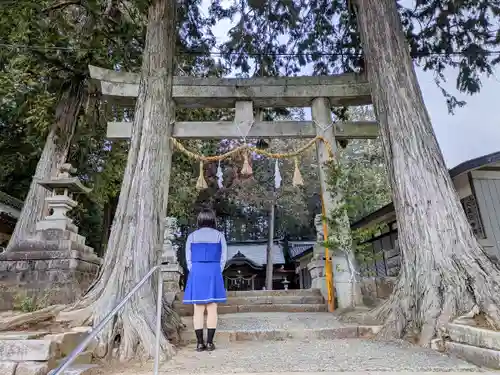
[52,263,165,375]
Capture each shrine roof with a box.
[227,242,285,266]
[288,241,316,260]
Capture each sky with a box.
[204,1,500,169]
[415,68,500,168]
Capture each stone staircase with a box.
[3,291,491,375]
[173,289,327,316]
[179,310,381,345]
[164,296,484,375]
[0,328,98,375]
[174,288,384,346]
[110,311,482,375]
[437,322,500,369]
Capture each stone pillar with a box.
[308,98,359,309]
[307,214,329,301]
[0,164,101,310]
[161,217,183,303]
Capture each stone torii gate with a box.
[88,65,377,309]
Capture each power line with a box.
[0,42,499,58]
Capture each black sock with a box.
[207,328,216,344]
[195,329,204,344]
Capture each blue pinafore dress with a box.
[183,241,227,304]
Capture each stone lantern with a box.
[281,277,290,291]
[0,164,102,310]
[161,216,184,303]
[306,213,356,309]
[35,163,91,233]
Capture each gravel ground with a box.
[158,339,478,374]
[104,313,482,375]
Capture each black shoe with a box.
[194,329,205,351]
[196,343,207,352]
[206,328,216,351]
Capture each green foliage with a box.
[322,106,391,256]
[322,159,349,251]
[0,0,220,252]
[206,138,319,242]
[350,224,385,265]
[322,150,389,269]
[13,293,37,313]
[210,0,499,111]
[12,290,51,312]
[0,0,492,254]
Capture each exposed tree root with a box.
[0,304,66,332]
[354,0,500,347]
[57,256,184,361]
[368,245,500,345]
[56,0,181,361]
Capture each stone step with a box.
[180,325,381,345]
[0,362,17,375]
[447,323,500,351]
[175,294,324,307]
[174,303,327,316]
[0,362,100,375]
[44,331,90,357]
[55,351,93,367]
[230,295,324,305]
[0,329,91,359]
[0,339,58,361]
[49,364,101,375]
[0,331,49,340]
[176,289,322,299]
[445,341,500,369]
[0,330,96,374]
[179,311,380,345]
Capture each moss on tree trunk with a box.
[7,79,85,252]
[69,0,182,360]
[354,0,500,345]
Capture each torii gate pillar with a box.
[308,97,359,309]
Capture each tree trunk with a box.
[354,0,500,345]
[98,195,118,257]
[265,191,275,290]
[69,0,179,360]
[7,79,85,251]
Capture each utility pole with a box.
[265,187,276,290]
[256,108,275,290]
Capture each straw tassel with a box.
[240,151,253,176]
[196,161,208,190]
[292,157,304,187]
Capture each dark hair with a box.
[197,209,217,229]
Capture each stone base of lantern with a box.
[162,263,183,304]
[0,225,101,311]
[307,258,328,301]
[307,247,356,310]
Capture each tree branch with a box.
[31,49,81,75]
[42,0,82,13]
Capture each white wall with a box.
[469,170,500,259]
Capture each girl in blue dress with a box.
[183,209,227,351]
